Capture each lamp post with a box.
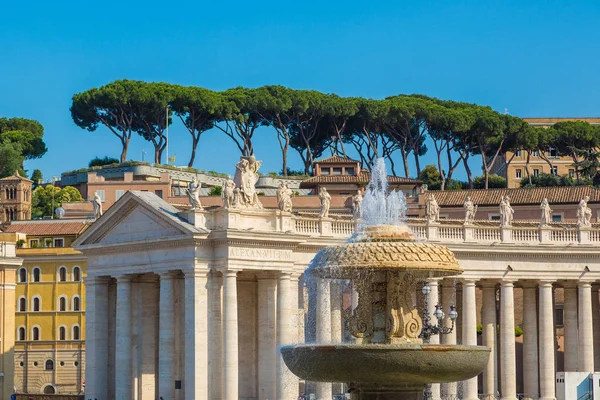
[420,282,458,399]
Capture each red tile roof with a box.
[301,170,421,188]
[3,221,90,236]
[426,186,600,207]
[313,155,360,164]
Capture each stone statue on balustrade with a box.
[318,187,331,218]
[499,195,514,227]
[233,156,263,209]
[187,178,202,210]
[92,192,103,219]
[352,190,363,219]
[276,182,294,212]
[222,178,236,209]
[540,198,552,226]
[463,196,477,224]
[425,194,440,224]
[577,195,592,227]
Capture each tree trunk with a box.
[120,135,130,163]
[413,150,421,178]
[463,155,473,189]
[188,136,199,167]
[401,150,410,178]
[525,152,532,185]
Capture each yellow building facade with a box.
[3,220,89,395]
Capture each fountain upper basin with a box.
[281,343,490,388]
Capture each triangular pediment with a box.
[74,191,206,248]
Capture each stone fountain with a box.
[281,159,490,400]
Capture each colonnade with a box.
[421,278,598,400]
[84,269,301,400]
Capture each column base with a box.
[500,397,518,400]
[348,383,425,400]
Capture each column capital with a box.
[538,279,556,288]
[578,280,594,288]
[83,275,110,286]
[115,274,133,283]
[277,271,294,280]
[159,271,177,280]
[183,268,211,279]
[460,279,477,286]
[221,268,240,278]
[500,279,517,287]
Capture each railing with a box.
[438,226,463,241]
[474,226,501,242]
[512,227,539,243]
[294,218,319,234]
[332,220,355,236]
[551,228,578,243]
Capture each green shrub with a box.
[208,186,222,196]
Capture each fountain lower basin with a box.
[282,343,489,386]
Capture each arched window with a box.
[43,385,55,394]
[32,326,40,341]
[18,268,27,283]
[72,325,80,340]
[45,359,54,370]
[58,296,67,312]
[58,326,66,341]
[72,266,81,282]
[58,266,67,282]
[18,297,26,312]
[32,267,41,282]
[17,326,26,341]
[32,296,41,312]
[72,295,80,311]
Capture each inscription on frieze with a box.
[228,247,292,261]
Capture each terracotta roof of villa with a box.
[425,186,600,206]
[301,170,421,188]
[3,221,91,236]
[313,155,361,164]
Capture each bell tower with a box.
[0,171,32,223]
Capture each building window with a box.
[58,296,67,311]
[54,238,64,248]
[490,215,501,221]
[32,267,41,282]
[533,151,540,157]
[44,238,53,248]
[58,266,67,282]
[115,189,125,201]
[18,297,26,312]
[552,215,563,223]
[58,326,66,341]
[551,166,558,175]
[32,297,41,312]
[533,169,540,177]
[18,326,26,341]
[549,148,558,157]
[155,190,163,198]
[321,168,330,175]
[345,167,355,175]
[73,266,81,282]
[29,239,39,248]
[555,306,564,326]
[516,150,522,157]
[515,169,522,179]
[95,190,105,202]
[569,169,575,178]
[18,268,27,283]
[72,295,81,311]
[72,325,80,340]
[45,360,54,371]
[43,385,55,394]
[32,326,40,341]
[332,167,342,175]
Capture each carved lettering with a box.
[228,247,292,261]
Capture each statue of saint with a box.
[352,190,364,219]
[222,178,236,209]
[92,192,103,219]
[577,195,592,227]
[276,182,294,212]
[464,196,477,224]
[318,187,331,218]
[187,178,202,210]
[233,156,263,209]
[499,195,514,227]
[540,198,552,226]
[425,194,440,224]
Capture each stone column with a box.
[223,269,239,400]
[522,283,539,400]
[331,281,344,396]
[115,275,133,400]
[427,279,441,400]
[563,283,578,371]
[277,272,299,399]
[315,279,332,399]
[481,283,497,397]
[208,272,223,399]
[84,276,110,400]
[159,272,176,399]
[500,280,517,400]
[538,280,556,400]
[592,285,600,370]
[578,281,595,372]
[184,268,210,399]
[440,280,457,397]
[258,277,277,400]
[461,280,478,400]
[139,277,158,399]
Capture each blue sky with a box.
[1,0,599,180]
